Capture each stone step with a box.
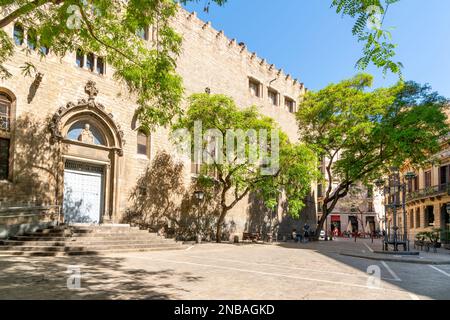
[0,239,177,246]
[0,242,183,252]
[10,234,164,241]
[0,224,181,256]
[30,229,152,236]
[0,246,186,257]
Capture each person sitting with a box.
[292,229,297,242]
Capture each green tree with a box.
[172,93,317,242]
[0,0,224,128]
[296,74,449,238]
[331,0,402,75]
[0,0,404,131]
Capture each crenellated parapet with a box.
[174,8,306,95]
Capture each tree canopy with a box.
[172,93,317,241]
[0,0,405,133]
[331,0,402,75]
[0,0,224,129]
[297,73,449,235]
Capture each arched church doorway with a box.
[50,81,125,225]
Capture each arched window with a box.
[76,49,84,68]
[13,24,24,45]
[0,92,12,180]
[0,93,11,132]
[67,121,106,146]
[137,130,150,157]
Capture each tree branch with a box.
[78,5,139,65]
[0,0,62,28]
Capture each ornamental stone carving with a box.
[49,81,125,156]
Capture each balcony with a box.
[407,183,450,202]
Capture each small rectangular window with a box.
[137,132,149,156]
[137,26,149,41]
[268,89,279,106]
[285,97,295,113]
[86,53,95,72]
[27,29,37,50]
[414,176,419,191]
[96,57,105,75]
[425,171,432,188]
[76,49,84,68]
[39,46,49,56]
[249,79,261,98]
[13,24,24,46]
[0,94,11,131]
[0,138,10,180]
[191,162,201,175]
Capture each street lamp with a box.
[194,190,205,201]
[375,169,416,251]
[194,191,205,243]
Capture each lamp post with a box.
[194,190,205,244]
[375,169,416,251]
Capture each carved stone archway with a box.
[50,81,125,224]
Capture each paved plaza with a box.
[0,238,449,300]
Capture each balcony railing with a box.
[407,183,450,202]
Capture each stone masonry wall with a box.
[0,7,316,239]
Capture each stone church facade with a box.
[0,8,316,239]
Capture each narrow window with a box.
[367,186,374,198]
[136,26,149,41]
[39,46,49,56]
[76,49,84,68]
[137,130,149,157]
[414,175,419,191]
[317,183,323,198]
[96,57,105,75]
[426,205,435,226]
[0,93,11,132]
[440,165,449,188]
[191,162,201,175]
[86,53,95,72]
[424,171,432,188]
[249,79,261,98]
[285,97,296,113]
[268,89,279,106]
[0,138,9,180]
[27,28,37,50]
[13,24,24,45]
[415,208,421,228]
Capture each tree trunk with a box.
[216,208,228,243]
[314,208,329,240]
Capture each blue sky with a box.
[183,0,450,97]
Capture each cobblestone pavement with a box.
[1,238,449,300]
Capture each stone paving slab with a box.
[339,251,450,265]
[1,240,449,300]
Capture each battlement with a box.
[174,7,306,94]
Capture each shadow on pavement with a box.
[0,254,203,300]
[275,238,450,300]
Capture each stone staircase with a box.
[0,224,184,256]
